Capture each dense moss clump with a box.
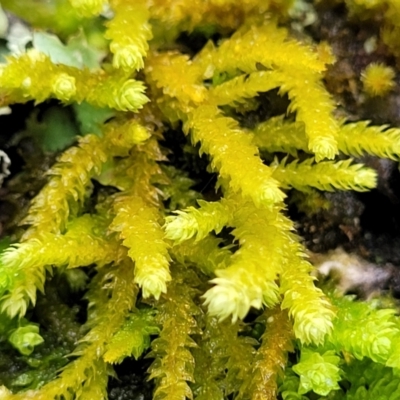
[0,0,400,399]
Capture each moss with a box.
[0,1,400,399]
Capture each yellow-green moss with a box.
[0,1,399,399]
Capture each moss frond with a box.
[12,221,120,316]
[195,23,338,161]
[0,214,122,318]
[211,73,337,162]
[238,307,294,400]
[272,158,377,192]
[172,236,232,276]
[254,90,344,161]
[208,71,281,106]
[0,50,148,110]
[103,117,152,154]
[22,118,151,240]
[164,198,233,243]
[104,309,159,363]
[185,105,285,206]
[0,265,47,320]
[110,137,167,204]
[252,116,305,156]
[106,0,152,71]
[254,117,400,161]
[217,318,257,397]
[276,67,339,161]
[281,250,335,346]
[191,336,225,400]
[110,193,171,299]
[146,52,206,107]
[195,23,327,76]
[77,360,109,400]
[203,202,289,321]
[0,261,137,400]
[193,315,257,398]
[147,268,200,400]
[328,295,399,364]
[22,133,106,238]
[338,121,400,160]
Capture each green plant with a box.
[0,0,399,399]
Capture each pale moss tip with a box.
[361,62,396,97]
[116,80,148,111]
[112,45,145,72]
[355,168,377,190]
[135,268,171,300]
[309,138,338,161]
[294,311,335,345]
[259,182,286,205]
[52,73,76,102]
[130,124,151,144]
[203,282,250,323]
[164,213,198,243]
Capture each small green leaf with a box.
[8,324,44,356]
[26,107,78,152]
[73,101,115,136]
[293,349,342,396]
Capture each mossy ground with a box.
[1,1,400,398]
